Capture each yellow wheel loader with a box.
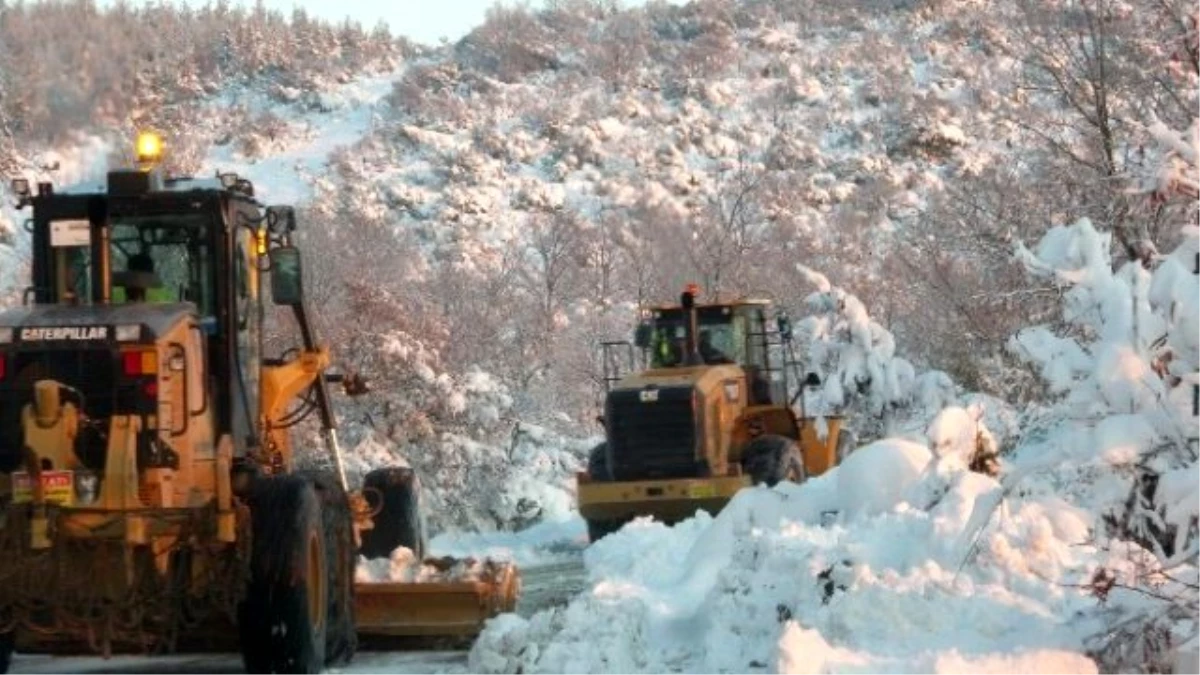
[0,134,517,672]
[578,286,847,542]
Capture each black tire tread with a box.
[238,474,327,674]
[587,442,612,481]
[359,467,427,560]
[297,470,357,668]
[586,517,625,543]
[742,434,806,487]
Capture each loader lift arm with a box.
[260,244,350,491]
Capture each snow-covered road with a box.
[515,560,589,617]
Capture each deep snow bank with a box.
[467,407,1155,674]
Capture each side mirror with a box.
[270,246,304,306]
[777,314,793,342]
[634,322,653,349]
[266,205,297,233]
[804,372,821,388]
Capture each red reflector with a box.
[0,355,5,380]
[143,381,158,398]
[122,351,142,376]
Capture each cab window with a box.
[648,306,745,367]
[741,307,769,370]
[107,214,214,314]
[234,228,261,425]
[51,246,93,304]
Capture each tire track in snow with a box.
[515,557,588,617]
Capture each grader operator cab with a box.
[0,134,517,673]
[578,286,845,542]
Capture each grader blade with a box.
[355,557,520,639]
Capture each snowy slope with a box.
[197,71,404,205]
[0,68,405,299]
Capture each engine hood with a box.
[613,363,746,393]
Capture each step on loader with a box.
[0,133,518,673]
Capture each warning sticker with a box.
[50,220,91,248]
[12,471,74,506]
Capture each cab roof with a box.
[643,297,773,312]
[57,175,226,196]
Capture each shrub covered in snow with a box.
[792,264,978,444]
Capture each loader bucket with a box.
[799,416,843,477]
[355,557,520,639]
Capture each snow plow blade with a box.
[355,557,520,638]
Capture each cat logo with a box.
[20,326,108,341]
[639,389,659,403]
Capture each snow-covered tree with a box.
[793,265,928,441]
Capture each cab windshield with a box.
[49,213,214,315]
[648,306,745,368]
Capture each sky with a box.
[100,1,660,46]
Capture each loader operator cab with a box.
[638,295,785,405]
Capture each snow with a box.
[430,516,588,568]
[467,213,1197,673]
[355,547,509,584]
[469,449,1106,674]
[836,438,931,521]
[198,71,402,205]
[776,622,1097,674]
[0,7,1194,673]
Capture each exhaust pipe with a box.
[87,196,111,304]
[681,285,702,366]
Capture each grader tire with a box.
[0,630,12,674]
[742,434,806,487]
[359,467,427,560]
[238,475,328,674]
[298,471,358,667]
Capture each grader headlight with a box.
[135,131,163,166]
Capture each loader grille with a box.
[0,348,120,472]
[605,386,699,481]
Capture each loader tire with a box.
[587,442,613,481]
[584,443,621,543]
[742,434,806,487]
[586,517,625,543]
[359,467,427,560]
[298,471,358,668]
[835,428,858,463]
[238,475,328,674]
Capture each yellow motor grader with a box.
[578,286,847,541]
[0,134,517,672]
